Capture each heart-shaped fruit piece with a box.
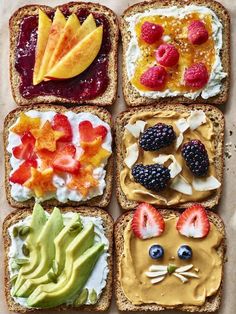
[52,113,72,142]
[12,132,36,161]
[10,159,37,185]
[79,121,108,142]
[52,144,80,174]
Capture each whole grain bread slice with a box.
[9,2,119,107]
[114,208,226,312]
[4,104,113,209]
[115,103,224,210]
[3,206,113,313]
[120,0,230,106]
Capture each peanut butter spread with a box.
[119,217,223,306]
[120,110,216,205]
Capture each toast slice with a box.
[120,0,230,106]
[9,2,119,106]
[114,208,226,312]
[4,104,113,209]
[3,206,113,312]
[115,104,224,210]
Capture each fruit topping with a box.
[141,21,164,44]
[177,245,192,260]
[181,139,209,177]
[131,203,165,239]
[132,163,171,192]
[80,139,111,167]
[52,144,80,174]
[52,113,72,142]
[12,132,36,161]
[24,168,56,198]
[176,204,210,238]
[188,20,209,45]
[31,121,63,152]
[10,160,37,185]
[11,113,41,135]
[140,66,167,90]
[139,123,176,151]
[184,62,209,89]
[149,244,164,259]
[79,121,108,142]
[155,44,179,67]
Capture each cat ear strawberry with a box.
[176,204,210,238]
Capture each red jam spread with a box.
[15,8,111,101]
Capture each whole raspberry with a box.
[188,20,209,45]
[184,63,209,89]
[140,66,167,90]
[155,44,179,67]
[141,21,164,44]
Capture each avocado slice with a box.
[27,243,104,308]
[15,207,64,297]
[14,204,47,294]
[15,214,83,297]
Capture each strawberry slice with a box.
[52,144,80,174]
[12,132,36,160]
[131,203,165,239]
[176,204,210,238]
[10,159,37,185]
[52,113,72,142]
[79,121,108,142]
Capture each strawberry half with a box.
[131,203,165,239]
[12,132,36,161]
[10,159,37,185]
[176,204,210,238]
[79,121,108,142]
[52,144,80,174]
[52,113,72,142]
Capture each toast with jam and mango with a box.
[9,2,119,106]
[115,202,226,312]
[120,0,230,106]
[115,104,224,210]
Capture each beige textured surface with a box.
[0,0,236,313]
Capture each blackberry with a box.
[181,139,209,176]
[132,163,171,192]
[139,123,176,151]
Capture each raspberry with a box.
[181,139,209,176]
[141,21,164,44]
[140,66,167,90]
[184,62,209,89]
[132,163,171,192]
[155,44,179,67]
[139,123,176,151]
[188,20,209,45]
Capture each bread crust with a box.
[114,208,226,312]
[120,0,230,106]
[3,206,113,313]
[4,104,113,209]
[115,103,225,210]
[9,2,119,107]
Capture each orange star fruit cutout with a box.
[10,113,41,135]
[37,149,56,169]
[31,120,63,152]
[24,167,56,198]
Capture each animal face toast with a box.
[119,203,224,307]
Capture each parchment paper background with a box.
[0,0,235,313]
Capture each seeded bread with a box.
[120,0,230,106]
[114,208,226,312]
[9,2,119,107]
[115,103,224,210]
[4,104,113,209]
[3,206,113,313]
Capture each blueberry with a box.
[149,245,164,259]
[177,245,192,260]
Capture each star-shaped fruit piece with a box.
[24,168,56,198]
[31,121,63,152]
[80,137,111,166]
[10,113,41,135]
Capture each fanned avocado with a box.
[14,207,64,297]
[27,243,104,308]
[14,204,47,294]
